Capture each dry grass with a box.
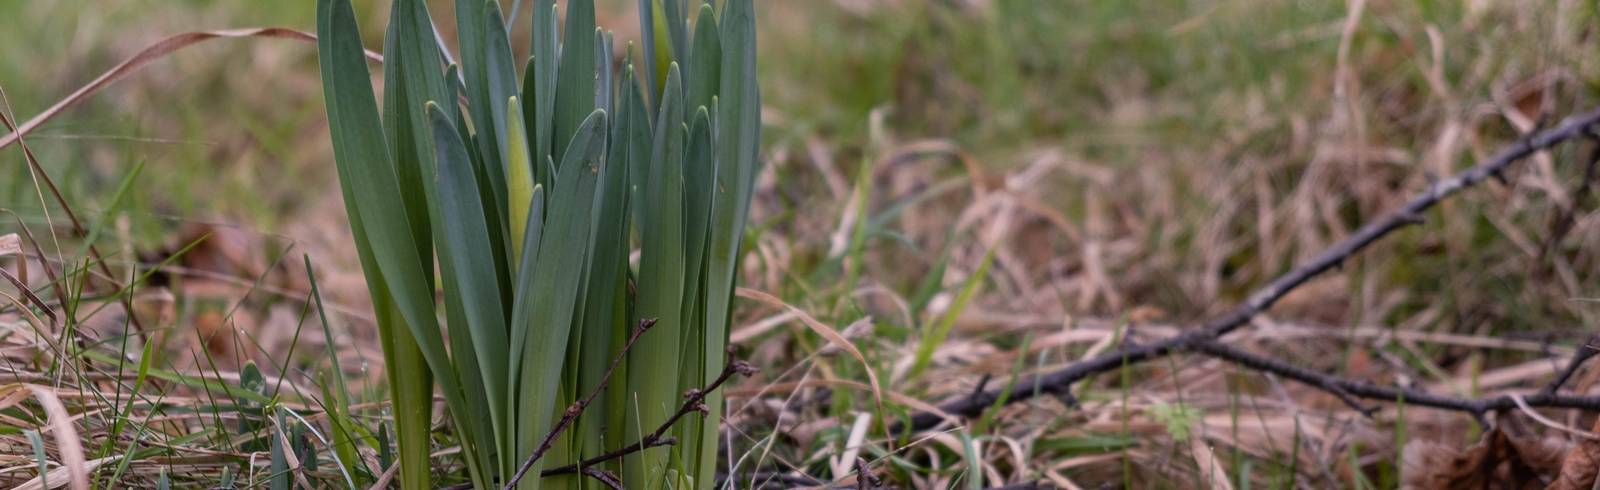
[2,0,1600,488]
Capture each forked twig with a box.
[1199,341,1600,421]
[896,106,1600,434]
[539,357,758,477]
[1543,334,1600,396]
[503,318,657,490]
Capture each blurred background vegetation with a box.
[3,0,1600,487]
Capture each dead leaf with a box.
[1546,417,1600,490]
[1402,427,1569,490]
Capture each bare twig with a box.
[895,106,1600,434]
[1538,135,1600,267]
[855,457,877,489]
[1198,341,1600,420]
[502,318,657,490]
[581,467,623,490]
[540,357,758,477]
[1542,334,1600,395]
[1197,341,1378,416]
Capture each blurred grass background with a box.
[3,0,1600,487]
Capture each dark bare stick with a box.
[502,318,657,490]
[855,457,877,490]
[1538,135,1600,268]
[580,467,623,490]
[895,106,1600,434]
[540,358,758,477]
[1197,341,1378,417]
[1199,341,1600,418]
[1542,335,1600,396]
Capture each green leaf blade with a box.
[512,109,609,489]
[626,63,687,489]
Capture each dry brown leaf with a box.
[1546,417,1600,490]
[1402,428,1569,490]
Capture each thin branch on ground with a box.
[895,106,1600,434]
[1197,340,1379,417]
[855,457,878,490]
[1542,334,1600,396]
[1197,341,1600,419]
[1538,135,1600,268]
[540,356,758,477]
[502,318,657,490]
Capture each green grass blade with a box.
[26,430,47,489]
[910,248,995,380]
[306,255,369,485]
[269,412,289,490]
[72,159,143,262]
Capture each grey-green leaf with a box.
[428,101,512,464]
[512,109,609,487]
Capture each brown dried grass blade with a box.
[2,384,90,490]
[0,27,382,150]
[737,287,884,405]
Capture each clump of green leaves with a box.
[315,0,760,488]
